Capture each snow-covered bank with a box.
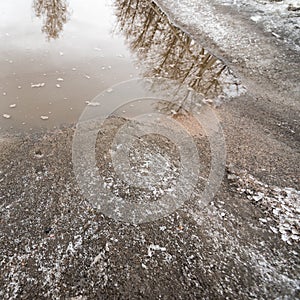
[154,0,300,110]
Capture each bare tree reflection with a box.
[33,0,70,40]
[114,0,244,100]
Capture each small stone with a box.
[34,150,43,158]
[44,227,52,234]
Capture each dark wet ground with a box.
[1,121,299,299]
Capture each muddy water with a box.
[0,0,139,134]
[0,0,244,135]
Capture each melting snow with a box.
[148,244,167,257]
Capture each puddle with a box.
[0,0,245,135]
[0,0,138,134]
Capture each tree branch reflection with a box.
[33,0,70,40]
[114,0,245,101]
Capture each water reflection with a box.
[33,0,70,39]
[114,0,245,101]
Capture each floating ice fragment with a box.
[18,85,22,89]
[84,75,91,79]
[94,47,101,51]
[107,88,113,93]
[3,92,6,96]
[56,84,61,88]
[59,51,64,56]
[85,101,100,106]
[57,77,64,82]
[2,114,11,119]
[31,83,45,88]
[40,115,49,120]
[72,67,76,71]
[9,104,16,108]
